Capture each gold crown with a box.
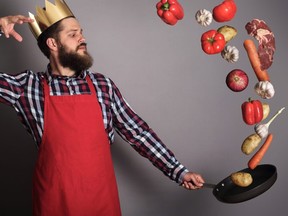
[28,0,74,39]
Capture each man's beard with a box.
[58,43,93,74]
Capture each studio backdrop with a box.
[0,0,287,215]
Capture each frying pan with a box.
[203,164,277,203]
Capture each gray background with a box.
[0,0,287,215]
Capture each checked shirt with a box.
[0,66,188,183]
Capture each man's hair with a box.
[37,19,65,59]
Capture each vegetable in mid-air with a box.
[217,25,237,43]
[221,45,239,63]
[243,39,270,81]
[226,69,248,92]
[241,98,263,125]
[201,29,226,54]
[212,0,237,22]
[262,102,270,121]
[255,107,285,139]
[241,133,262,155]
[248,133,273,170]
[254,81,275,99]
[156,0,184,25]
[195,9,213,27]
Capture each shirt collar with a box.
[44,64,87,83]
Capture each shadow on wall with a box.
[0,3,38,215]
[0,106,37,215]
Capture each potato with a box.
[241,133,262,155]
[262,103,270,121]
[231,172,253,187]
[217,25,237,43]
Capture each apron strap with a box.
[85,74,97,96]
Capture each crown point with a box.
[28,0,74,39]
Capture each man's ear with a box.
[46,38,58,51]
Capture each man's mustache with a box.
[77,43,87,51]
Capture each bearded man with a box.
[0,1,205,215]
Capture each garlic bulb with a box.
[254,107,285,139]
[221,45,239,63]
[195,9,213,27]
[254,124,269,139]
[254,81,275,99]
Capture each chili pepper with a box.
[156,0,184,25]
[241,98,263,125]
[201,29,226,54]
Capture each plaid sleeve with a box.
[0,72,27,106]
[109,79,188,183]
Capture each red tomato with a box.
[201,30,226,54]
[213,0,237,22]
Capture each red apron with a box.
[32,76,121,216]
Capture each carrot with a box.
[248,133,273,170]
[243,39,270,82]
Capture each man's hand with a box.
[181,172,205,190]
[0,15,34,42]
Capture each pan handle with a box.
[203,183,216,189]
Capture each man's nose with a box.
[79,35,85,44]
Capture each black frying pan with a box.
[204,164,277,203]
